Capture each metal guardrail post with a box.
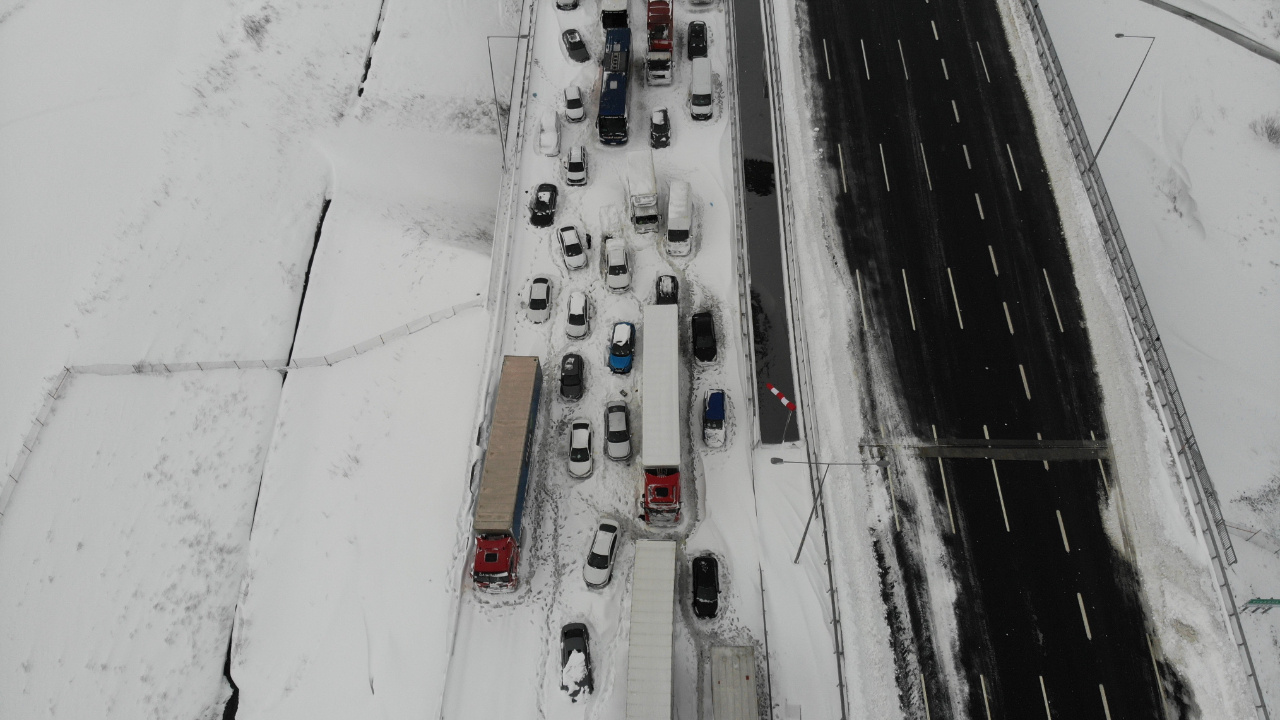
[1015,2,1267,717]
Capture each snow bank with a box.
[230,314,488,720]
[0,371,281,720]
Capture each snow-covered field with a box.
[1036,0,1280,707]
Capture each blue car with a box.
[608,322,635,374]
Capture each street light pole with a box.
[1085,34,1156,174]
[771,456,889,564]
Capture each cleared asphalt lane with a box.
[800,0,1167,716]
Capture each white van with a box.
[688,57,713,121]
[666,181,692,256]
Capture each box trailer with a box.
[711,646,760,720]
[625,540,678,720]
[471,356,542,591]
[640,304,680,524]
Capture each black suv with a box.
[530,183,558,227]
[562,29,590,63]
[559,623,595,697]
[650,108,671,149]
[656,274,678,305]
[691,555,719,618]
[691,311,717,362]
[687,21,708,59]
[560,353,584,400]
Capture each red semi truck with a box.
[640,305,680,524]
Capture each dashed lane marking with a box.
[1078,592,1093,640]
[934,425,957,533]
[1019,363,1031,399]
[963,143,972,168]
[920,143,933,190]
[1043,268,1064,332]
[977,41,991,82]
[992,459,1011,532]
[941,57,949,80]
[1037,432,1048,470]
[947,267,963,329]
[1003,301,1014,334]
[980,675,993,720]
[952,99,961,122]
[823,38,832,80]
[1006,143,1023,190]
[879,143,891,191]
[861,38,870,79]
[1091,430,1111,491]
[988,245,999,276]
[931,20,939,40]
[1100,684,1113,720]
[838,144,848,193]
[1057,509,1070,552]
[898,39,910,79]
[974,192,984,219]
[1040,676,1052,719]
[902,269,917,330]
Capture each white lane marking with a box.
[1056,509,1070,552]
[992,460,1010,532]
[980,675,993,720]
[941,58,949,80]
[898,39,910,79]
[823,38,832,80]
[974,193,984,219]
[931,20,939,40]
[1019,363,1031,399]
[888,465,901,530]
[963,144,972,169]
[1006,143,1022,190]
[1003,301,1014,334]
[921,673,932,720]
[951,99,961,122]
[1091,430,1111,490]
[988,245,999,276]
[1078,592,1093,640]
[861,38,870,80]
[1043,268,1064,332]
[933,425,956,533]
[947,267,963,329]
[977,41,991,82]
[857,268,869,327]
[1037,431,1048,470]
[1100,685,1113,720]
[984,424,990,439]
[838,144,848,194]
[902,269,917,330]
[920,143,933,190]
[1147,634,1169,708]
[1040,676,1052,719]
[879,143,891,191]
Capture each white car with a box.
[564,145,588,186]
[539,110,561,157]
[603,237,631,292]
[527,277,551,323]
[583,520,619,587]
[566,291,590,339]
[568,420,593,478]
[564,86,585,123]
[558,225,589,270]
[604,402,631,460]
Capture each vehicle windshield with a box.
[587,552,610,569]
[567,96,582,109]
[704,418,722,429]
[598,116,627,135]
[530,297,546,310]
[608,259,627,275]
[693,94,712,107]
[568,161,584,172]
[570,445,589,462]
[608,428,628,442]
[569,313,585,324]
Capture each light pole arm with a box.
[1086,36,1155,173]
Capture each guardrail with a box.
[754,0,851,717]
[1014,2,1267,717]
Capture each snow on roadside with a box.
[229,313,488,720]
[0,371,281,720]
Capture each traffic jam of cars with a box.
[497,0,739,705]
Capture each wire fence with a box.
[1015,1,1267,717]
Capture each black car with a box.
[563,29,590,63]
[656,274,678,305]
[556,0,578,9]
[559,623,595,698]
[692,555,719,618]
[687,21,708,59]
[560,353,584,400]
[691,311,717,362]
[530,183,558,227]
[650,108,671,149]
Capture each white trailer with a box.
[711,646,759,720]
[625,540,678,720]
[627,149,660,233]
[640,304,681,524]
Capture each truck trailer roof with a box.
[640,305,680,468]
[473,356,542,534]
[625,540,677,720]
[711,646,759,720]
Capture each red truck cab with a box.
[473,534,519,591]
[643,468,681,524]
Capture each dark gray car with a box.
[560,353,584,400]
[687,21,708,59]
[560,623,595,698]
[563,29,590,63]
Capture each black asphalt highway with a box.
[800,0,1166,716]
